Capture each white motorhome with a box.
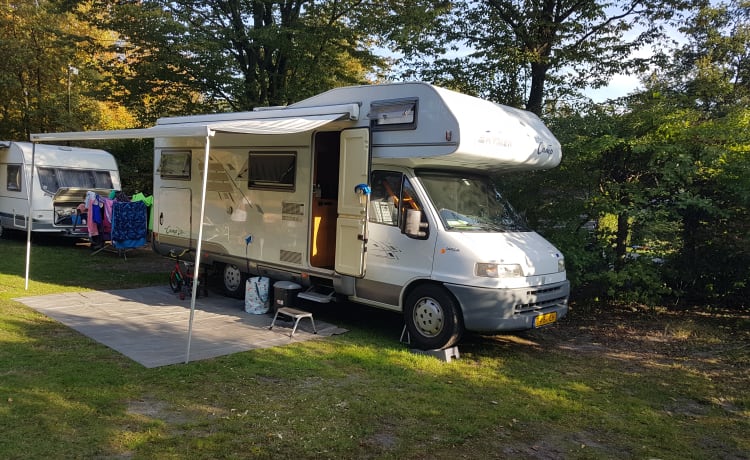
[31,82,568,350]
[0,141,120,238]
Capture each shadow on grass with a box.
[0,235,170,294]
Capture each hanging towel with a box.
[111,201,147,249]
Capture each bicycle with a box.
[169,248,208,298]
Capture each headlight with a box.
[558,258,566,272]
[475,263,524,278]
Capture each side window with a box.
[248,151,296,191]
[369,171,402,225]
[6,164,21,192]
[159,150,191,179]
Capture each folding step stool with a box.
[269,307,318,337]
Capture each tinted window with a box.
[248,152,296,191]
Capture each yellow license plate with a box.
[534,312,557,328]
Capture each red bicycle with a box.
[169,248,208,298]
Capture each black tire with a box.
[169,271,182,293]
[222,263,246,298]
[404,285,463,350]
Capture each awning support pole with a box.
[185,131,212,363]
[24,143,37,290]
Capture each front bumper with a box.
[445,280,569,332]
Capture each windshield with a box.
[417,171,529,232]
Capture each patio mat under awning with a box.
[14,286,347,368]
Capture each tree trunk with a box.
[526,61,549,116]
[614,211,629,271]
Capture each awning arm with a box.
[159,103,359,125]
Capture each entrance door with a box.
[156,187,192,246]
[335,128,370,277]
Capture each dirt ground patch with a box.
[526,302,750,389]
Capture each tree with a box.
[529,1,750,308]
[390,0,703,115]
[92,0,396,118]
[0,1,138,140]
[649,0,750,306]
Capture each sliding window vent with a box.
[280,250,302,265]
[282,202,304,222]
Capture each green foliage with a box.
[0,1,138,139]
[525,2,750,309]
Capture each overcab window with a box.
[369,98,418,131]
[248,151,296,191]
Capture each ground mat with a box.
[14,286,347,368]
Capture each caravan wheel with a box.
[222,263,245,298]
[404,285,463,350]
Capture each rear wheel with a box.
[222,263,245,298]
[169,271,182,293]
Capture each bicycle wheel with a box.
[169,271,183,293]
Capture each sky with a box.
[584,73,642,102]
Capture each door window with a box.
[369,171,401,226]
[369,171,426,236]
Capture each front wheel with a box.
[222,263,246,298]
[404,285,463,350]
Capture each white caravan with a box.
[31,82,569,350]
[0,141,120,238]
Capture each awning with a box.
[26,101,360,365]
[30,103,359,142]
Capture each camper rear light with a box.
[475,263,523,278]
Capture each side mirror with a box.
[403,209,428,239]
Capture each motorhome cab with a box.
[0,141,120,238]
[31,82,569,350]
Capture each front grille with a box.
[514,296,568,314]
[526,285,562,296]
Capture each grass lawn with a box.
[1,235,748,459]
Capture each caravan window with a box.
[37,167,114,193]
[159,150,191,179]
[6,164,21,191]
[369,98,418,131]
[248,152,296,191]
